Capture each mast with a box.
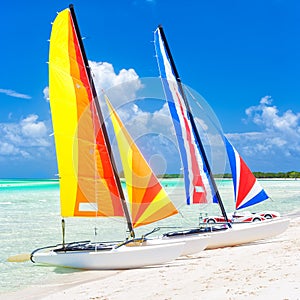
[69,4,135,237]
[157,25,230,224]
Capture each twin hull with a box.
[205,217,290,249]
[32,218,289,269]
[32,242,185,270]
[32,234,210,270]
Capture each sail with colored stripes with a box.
[49,8,124,218]
[154,27,217,205]
[224,136,269,210]
[105,95,178,228]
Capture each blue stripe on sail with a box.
[224,136,238,201]
[154,31,192,204]
[162,84,193,202]
[237,189,269,210]
[162,79,192,204]
[155,28,218,205]
[155,43,167,78]
[202,165,219,204]
[170,104,192,204]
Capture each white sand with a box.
[4,216,300,300]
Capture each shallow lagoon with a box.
[0,178,299,294]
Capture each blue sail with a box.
[154,27,218,205]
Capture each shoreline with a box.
[3,215,300,300]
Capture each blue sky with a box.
[0,0,299,178]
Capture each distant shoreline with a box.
[1,171,300,181]
[159,171,300,179]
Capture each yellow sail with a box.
[105,95,178,228]
[49,8,124,217]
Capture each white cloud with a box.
[246,96,300,135]
[227,96,300,171]
[90,61,142,106]
[0,114,51,160]
[21,115,48,139]
[0,88,31,99]
[43,86,49,101]
[0,142,19,156]
[43,60,143,138]
[89,62,181,172]
[119,102,173,139]
[43,61,142,104]
[103,98,181,174]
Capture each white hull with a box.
[145,234,210,256]
[32,242,185,270]
[205,217,290,249]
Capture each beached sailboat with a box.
[153,25,290,249]
[30,6,186,270]
[104,95,210,255]
[201,135,275,223]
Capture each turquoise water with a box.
[0,178,299,294]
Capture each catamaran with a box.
[153,25,290,249]
[29,5,188,270]
[202,135,280,223]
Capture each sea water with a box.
[0,178,299,294]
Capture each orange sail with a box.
[49,8,124,218]
[105,95,178,228]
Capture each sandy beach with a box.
[4,215,300,300]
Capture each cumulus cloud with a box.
[43,86,49,101]
[227,96,300,171]
[116,101,173,139]
[21,115,48,139]
[105,100,180,174]
[90,61,142,107]
[89,61,181,173]
[245,96,300,136]
[90,61,139,90]
[0,114,51,160]
[43,61,142,104]
[0,88,31,99]
[41,60,176,172]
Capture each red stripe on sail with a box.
[68,13,123,216]
[236,156,256,207]
[174,90,206,204]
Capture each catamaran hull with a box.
[205,217,290,249]
[31,242,184,270]
[145,235,210,256]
